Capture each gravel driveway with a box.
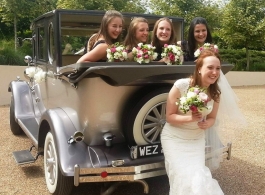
[0,85,264,195]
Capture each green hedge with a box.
[0,39,32,66]
[1,39,265,71]
[219,49,265,71]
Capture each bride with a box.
[161,49,224,195]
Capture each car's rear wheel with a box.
[10,96,23,135]
[123,87,170,146]
[44,132,73,195]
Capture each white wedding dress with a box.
[161,78,224,195]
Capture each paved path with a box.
[0,86,265,195]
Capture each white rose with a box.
[136,57,143,64]
[114,52,121,59]
[187,91,197,98]
[153,52,158,60]
[107,53,112,59]
[26,67,36,78]
[194,49,200,57]
[122,51,128,59]
[137,43,143,47]
[179,96,187,104]
[144,59,150,63]
[34,70,46,83]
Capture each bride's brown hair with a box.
[190,49,221,102]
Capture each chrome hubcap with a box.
[46,142,56,185]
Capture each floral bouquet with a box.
[194,43,218,58]
[25,67,46,83]
[176,86,210,120]
[161,44,183,65]
[34,69,46,83]
[106,42,128,62]
[132,43,158,64]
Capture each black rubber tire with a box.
[9,96,23,135]
[122,87,171,146]
[44,132,73,195]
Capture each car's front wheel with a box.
[123,87,170,146]
[44,132,73,195]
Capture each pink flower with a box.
[143,49,148,53]
[161,44,183,65]
[111,48,116,53]
[198,92,208,102]
[144,54,149,59]
[193,88,200,94]
[190,105,198,112]
[169,53,175,61]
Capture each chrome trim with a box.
[74,145,231,184]
[74,161,165,184]
[130,146,138,159]
[74,164,80,186]
[111,160,125,167]
[133,180,149,194]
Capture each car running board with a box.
[12,145,43,165]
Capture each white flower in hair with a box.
[194,43,219,58]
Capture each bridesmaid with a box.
[77,10,124,63]
[151,17,177,61]
[123,17,149,61]
[177,17,213,61]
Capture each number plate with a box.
[130,144,163,159]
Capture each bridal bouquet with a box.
[132,43,158,64]
[25,67,46,83]
[194,43,218,58]
[176,86,210,114]
[106,42,128,62]
[161,44,183,65]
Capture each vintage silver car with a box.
[8,9,233,195]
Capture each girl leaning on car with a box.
[77,10,124,63]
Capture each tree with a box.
[148,0,221,39]
[0,0,57,50]
[219,0,265,70]
[56,0,146,13]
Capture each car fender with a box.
[39,108,95,176]
[8,80,35,120]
